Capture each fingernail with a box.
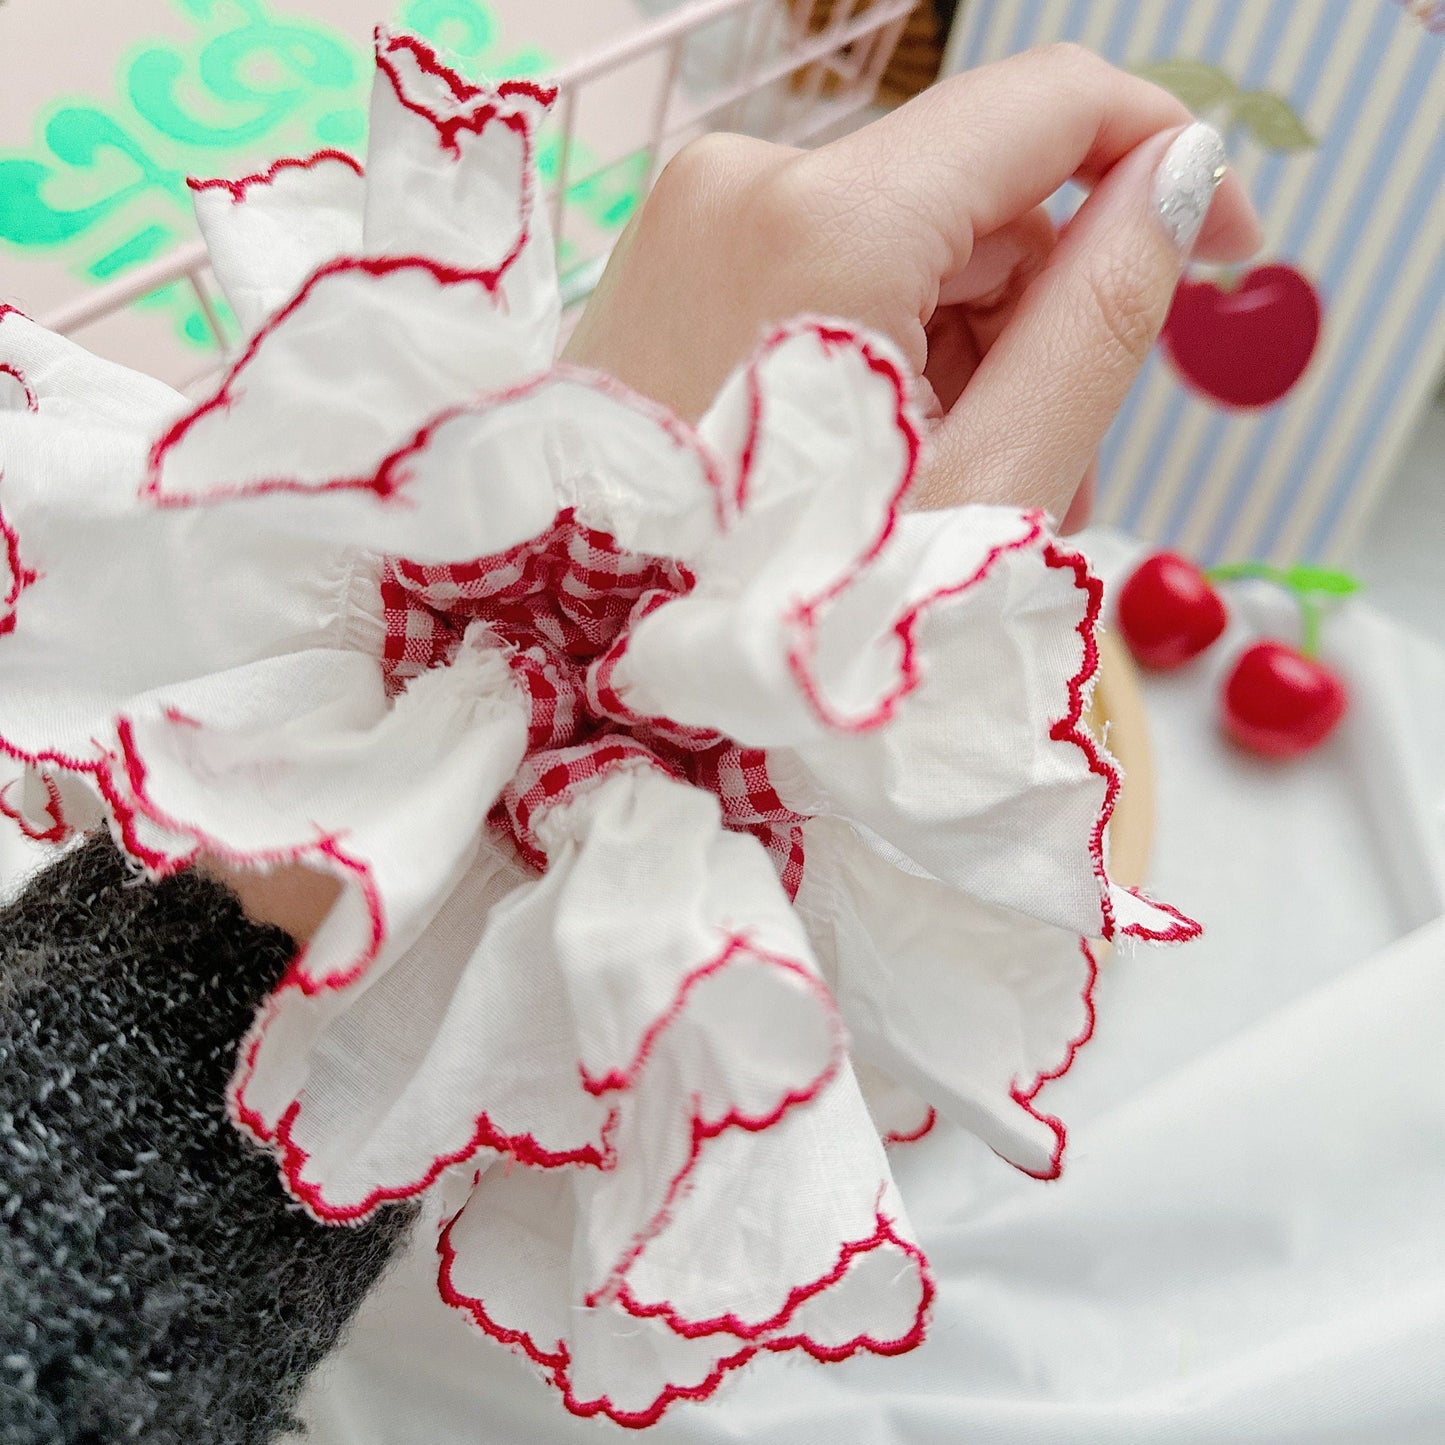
[1152,122,1227,254]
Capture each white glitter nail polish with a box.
[1152,122,1228,255]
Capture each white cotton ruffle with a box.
[0,26,1198,1431]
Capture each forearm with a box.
[0,838,413,1444]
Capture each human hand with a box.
[207,47,1263,945]
[564,43,1263,530]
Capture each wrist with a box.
[200,857,340,944]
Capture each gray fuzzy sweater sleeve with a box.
[0,837,415,1444]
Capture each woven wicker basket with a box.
[799,0,944,104]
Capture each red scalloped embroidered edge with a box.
[104,651,835,1231]
[436,1213,568,1376]
[577,933,833,1096]
[1119,886,1203,943]
[232,923,837,1227]
[227,991,288,1144]
[884,1105,937,1147]
[609,1200,918,1341]
[142,341,728,531]
[376,27,558,111]
[590,319,1039,738]
[371,31,545,278]
[733,334,766,512]
[734,321,919,532]
[992,540,1197,1173]
[496,77,560,108]
[1,502,39,635]
[0,725,195,876]
[437,1190,933,1429]
[385,916,848,1313]
[226,899,622,1218]
[147,33,548,508]
[776,321,923,732]
[0,363,38,413]
[375,27,556,160]
[0,772,69,844]
[378,28,483,103]
[1039,540,1200,946]
[143,252,517,506]
[252,1071,616,1225]
[788,502,1049,735]
[187,148,364,203]
[715,320,929,734]
[270,938,835,1223]
[1006,937,1098,1182]
[1043,540,1118,941]
[678,318,1050,737]
[709,333,1197,949]
[580,960,846,1317]
[225,944,619,1221]
[114,714,385,995]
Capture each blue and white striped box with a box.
[943,1,1445,564]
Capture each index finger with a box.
[811,44,1261,277]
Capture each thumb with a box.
[913,122,1231,519]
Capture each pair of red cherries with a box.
[1117,551,1352,759]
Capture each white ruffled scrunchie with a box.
[0,27,1199,1428]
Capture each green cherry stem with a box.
[1204,561,1289,585]
[1299,594,1323,658]
[1203,561,1353,660]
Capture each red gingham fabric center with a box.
[380,509,808,898]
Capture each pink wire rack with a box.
[40,0,915,378]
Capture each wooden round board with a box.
[1085,628,1155,894]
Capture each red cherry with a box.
[1116,551,1229,669]
[1222,641,1348,758]
[1161,264,1322,408]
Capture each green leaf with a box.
[1132,59,1238,114]
[1283,565,1361,596]
[1230,91,1316,151]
